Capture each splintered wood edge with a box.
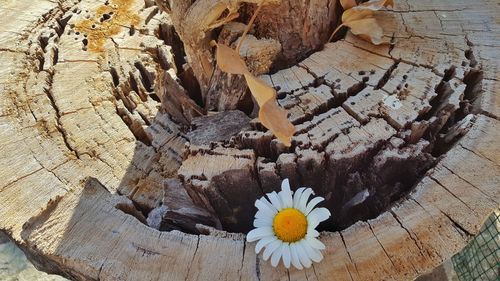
[0,0,499,280]
[11,114,500,281]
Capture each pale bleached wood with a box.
[130,0,500,236]
[0,0,499,280]
[21,178,200,281]
[479,79,500,120]
[293,107,360,150]
[279,84,335,124]
[0,0,206,234]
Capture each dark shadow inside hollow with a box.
[112,52,483,234]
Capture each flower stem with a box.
[328,23,345,43]
[236,2,263,53]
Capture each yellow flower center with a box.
[273,208,308,242]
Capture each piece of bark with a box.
[407,121,430,144]
[296,148,326,194]
[204,22,248,111]
[268,66,316,95]
[276,153,299,188]
[186,110,251,145]
[256,157,282,193]
[293,107,360,150]
[248,0,340,67]
[278,84,335,124]
[147,178,219,233]
[155,70,205,125]
[178,146,262,232]
[440,114,475,144]
[238,130,274,158]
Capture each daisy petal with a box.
[254,216,273,228]
[308,207,331,222]
[281,178,291,190]
[298,188,314,213]
[279,179,293,208]
[293,187,305,208]
[263,197,279,213]
[307,207,331,229]
[271,243,284,267]
[257,196,273,209]
[282,244,291,268]
[255,236,276,254]
[255,198,277,217]
[263,240,281,261]
[306,236,326,250]
[307,229,320,238]
[290,243,303,270]
[250,178,331,269]
[305,196,325,215]
[267,191,283,211]
[301,240,323,263]
[295,242,313,268]
[247,227,273,242]
[255,210,270,221]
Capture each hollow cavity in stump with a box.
[132,1,485,234]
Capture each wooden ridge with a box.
[0,0,498,280]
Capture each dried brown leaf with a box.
[340,0,357,10]
[344,18,384,45]
[357,0,394,10]
[259,100,295,147]
[342,7,374,22]
[214,42,295,146]
[244,73,276,106]
[334,0,394,45]
[214,41,249,75]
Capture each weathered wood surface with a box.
[0,0,499,280]
[156,0,340,105]
[155,0,282,99]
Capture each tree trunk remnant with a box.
[204,24,282,111]
[156,0,340,106]
[247,0,340,67]
[0,0,499,280]
[156,0,281,99]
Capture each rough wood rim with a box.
[0,0,498,280]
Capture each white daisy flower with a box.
[246,179,331,269]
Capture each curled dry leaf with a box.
[213,42,249,75]
[340,0,357,10]
[344,17,384,45]
[331,0,395,45]
[342,7,374,22]
[214,41,295,146]
[259,100,295,147]
[243,73,275,106]
[356,0,394,10]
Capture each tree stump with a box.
[0,0,498,280]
